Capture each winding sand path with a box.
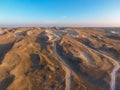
[53,43,72,90]
[79,42,120,90]
[52,31,72,90]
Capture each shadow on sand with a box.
[0,42,15,63]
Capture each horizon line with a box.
[1,24,120,28]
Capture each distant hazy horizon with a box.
[0,0,120,27]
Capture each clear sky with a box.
[0,0,120,27]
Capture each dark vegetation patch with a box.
[106,34,120,40]
[30,54,40,65]
[99,44,120,58]
[77,38,94,48]
[36,34,51,51]
[0,75,15,90]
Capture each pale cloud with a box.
[61,16,67,19]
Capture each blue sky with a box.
[0,0,120,27]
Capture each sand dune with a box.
[0,27,120,90]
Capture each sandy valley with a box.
[0,27,120,90]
